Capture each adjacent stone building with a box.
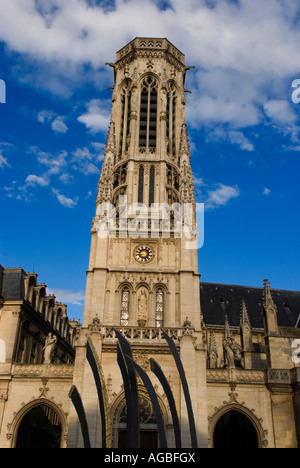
[0,266,78,447]
[0,38,300,448]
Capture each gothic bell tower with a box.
[85,37,201,330]
[69,38,208,449]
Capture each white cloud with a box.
[52,188,78,208]
[264,100,297,126]
[59,172,74,185]
[1,0,299,130]
[206,127,255,151]
[37,109,55,123]
[205,183,240,210]
[193,176,206,187]
[25,174,49,186]
[47,288,85,306]
[263,187,271,196]
[72,146,100,175]
[78,100,110,133]
[228,131,255,152]
[38,110,68,133]
[0,154,11,169]
[33,148,68,175]
[51,117,68,133]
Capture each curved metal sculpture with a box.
[114,329,139,448]
[162,330,198,448]
[150,357,181,448]
[68,385,91,449]
[69,327,198,449]
[126,355,167,448]
[86,337,111,448]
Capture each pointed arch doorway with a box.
[213,409,259,449]
[15,403,62,448]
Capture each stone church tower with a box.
[1,37,300,449]
[67,37,208,448]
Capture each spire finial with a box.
[263,278,276,309]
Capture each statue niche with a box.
[137,287,148,327]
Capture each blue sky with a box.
[0,0,300,321]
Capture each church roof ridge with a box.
[200,280,300,295]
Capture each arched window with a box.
[149,166,155,206]
[120,288,130,326]
[138,166,144,204]
[118,393,162,448]
[155,289,164,328]
[139,76,158,150]
[166,164,180,205]
[166,82,176,156]
[119,81,131,156]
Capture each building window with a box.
[149,166,155,206]
[166,164,180,205]
[138,166,144,204]
[114,163,127,189]
[119,81,131,157]
[166,83,176,156]
[120,288,130,326]
[155,289,164,328]
[139,76,158,149]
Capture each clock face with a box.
[134,245,154,264]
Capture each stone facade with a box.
[0,38,300,448]
[0,267,79,447]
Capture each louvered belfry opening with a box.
[139,76,158,150]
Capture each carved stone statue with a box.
[43,333,57,364]
[137,287,148,327]
[161,90,167,113]
[223,336,237,369]
[131,86,138,112]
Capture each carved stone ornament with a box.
[208,388,269,448]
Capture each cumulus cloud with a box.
[205,183,240,210]
[206,127,255,151]
[263,187,271,196]
[1,0,300,132]
[52,188,78,208]
[47,288,85,306]
[77,100,110,133]
[38,110,68,133]
[37,110,55,123]
[25,174,49,186]
[51,117,68,134]
[72,146,100,175]
[33,148,68,175]
[228,131,255,152]
[264,100,297,126]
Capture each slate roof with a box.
[200,282,300,329]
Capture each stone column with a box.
[291,367,300,448]
[266,369,298,448]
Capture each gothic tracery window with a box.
[139,76,158,150]
[166,82,176,156]
[120,288,130,326]
[155,288,164,328]
[149,166,155,206]
[119,81,131,157]
[138,166,144,204]
[166,164,180,205]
